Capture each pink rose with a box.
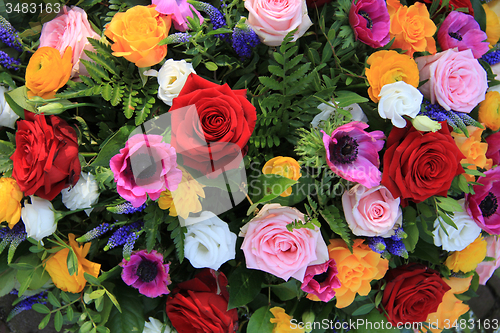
[476,236,500,285]
[39,6,100,78]
[416,48,487,113]
[342,184,402,237]
[239,203,329,282]
[245,0,312,46]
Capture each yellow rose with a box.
[365,50,420,103]
[445,236,487,273]
[328,238,389,308]
[262,156,301,197]
[104,5,171,67]
[270,307,305,333]
[483,2,500,46]
[26,46,72,99]
[45,233,101,293]
[478,91,500,131]
[0,177,23,228]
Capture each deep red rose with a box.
[381,263,451,325]
[306,0,332,7]
[11,112,80,200]
[169,74,256,176]
[420,0,474,16]
[381,121,465,206]
[166,269,238,333]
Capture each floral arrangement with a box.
[1,0,500,332]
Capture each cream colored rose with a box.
[378,81,423,128]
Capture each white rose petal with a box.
[21,196,57,242]
[61,172,100,216]
[143,317,175,333]
[0,85,19,129]
[378,81,423,128]
[432,199,482,252]
[184,211,237,270]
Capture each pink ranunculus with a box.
[476,236,500,285]
[110,134,182,207]
[342,184,402,237]
[416,48,488,113]
[300,259,341,302]
[152,0,203,32]
[486,131,500,166]
[39,6,100,78]
[244,0,312,46]
[239,204,329,282]
[349,0,390,48]
[466,167,500,234]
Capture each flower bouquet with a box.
[1,0,500,332]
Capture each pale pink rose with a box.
[244,0,312,46]
[239,203,329,282]
[476,236,500,285]
[39,6,100,78]
[416,48,487,113]
[342,184,402,237]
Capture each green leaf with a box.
[67,248,79,276]
[107,286,145,333]
[249,174,298,204]
[38,313,51,330]
[134,97,155,126]
[84,272,102,286]
[258,77,283,91]
[352,303,375,316]
[54,310,63,332]
[436,197,463,213]
[204,62,218,71]
[106,290,122,313]
[335,90,368,108]
[84,50,117,75]
[87,38,113,58]
[247,306,274,333]
[227,266,264,309]
[5,86,35,116]
[270,280,301,301]
[438,210,458,230]
[32,303,51,314]
[91,125,135,167]
[402,222,419,253]
[90,289,106,299]
[0,269,16,297]
[102,83,112,101]
[111,84,123,106]
[320,206,352,250]
[472,0,486,31]
[81,60,110,81]
[48,291,61,308]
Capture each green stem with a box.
[80,152,98,157]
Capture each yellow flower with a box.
[262,157,301,197]
[445,236,487,273]
[45,234,101,293]
[158,166,205,219]
[269,307,305,333]
[479,91,500,131]
[365,50,419,103]
[425,276,472,333]
[0,177,23,228]
[26,46,72,99]
[328,238,389,308]
[483,2,500,46]
[452,126,493,181]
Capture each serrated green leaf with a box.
[84,50,117,75]
[273,52,284,65]
[102,83,112,101]
[81,60,110,81]
[258,76,282,91]
[320,206,352,250]
[111,84,123,106]
[268,65,284,77]
[87,38,113,58]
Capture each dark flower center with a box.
[479,192,498,218]
[329,134,359,164]
[359,10,373,29]
[136,259,158,283]
[313,270,329,284]
[449,31,463,41]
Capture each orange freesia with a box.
[45,233,101,293]
[262,156,301,197]
[479,91,500,131]
[105,5,171,67]
[452,126,493,181]
[389,0,436,57]
[365,50,419,102]
[25,46,72,99]
[425,276,472,333]
[0,177,23,228]
[445,236,487,273]
[328,238,389,308]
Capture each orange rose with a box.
[262,156,302,197]
[365,50,419,102]
[452,126,493,181]
[445,236,487,273]
[45,233,101,293]
[104,5,171,67]
[328,238,389,308]
[389,0,436,57]
[25,46,72,99]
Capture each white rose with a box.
[143,317,175,333]
[21,196,56,242]
[61,172,100,216]
[245,0,312,46]
[311,102,368,128]
[143,59,196,106]
[432,199,482,252]
[0,85,19,129]
[184,211,237,270]
[378,81,423,128]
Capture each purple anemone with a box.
[152,0,204,32]
[349,0,390,48]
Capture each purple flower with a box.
[437,11,489,59]
[466,167,500,234]
[348,0,390,48]
[152,0,204,32]
[120,250,171,298]
[300,259,341,302]
[321,121,385,188]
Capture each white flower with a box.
[411,115,442,132]
[184,211,237,270]
[144,59,196,106]
[143,317,175,333]
[311,102,368,128]
[0,85,19,129]
[432,199,482,252]
[21,196,56,242]
[378,81,423,128]
[61,172,100,216]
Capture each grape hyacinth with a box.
[421,102,478,136]
[232,23,260,60]
[387,239,409,258]
[107,201,147,214]
[0,50,20,70]
[161,32,191,45]
[0,16,22,52]
[76,223,112,243]
[123,230,140,260]
[482,49,500,66]
[104,221,143,251]
[0,222,27,263]
[7,291,48,321]
[368,236,386,254]
[390,227,407,242]
[189,0,229,39]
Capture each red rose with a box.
[381,121,465,206]
[169,73,256,176]
[381,263,451,325]
[420,0,474,16]
[11,112,80,200]
[306,0,332,7]
[166,269,238,333]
